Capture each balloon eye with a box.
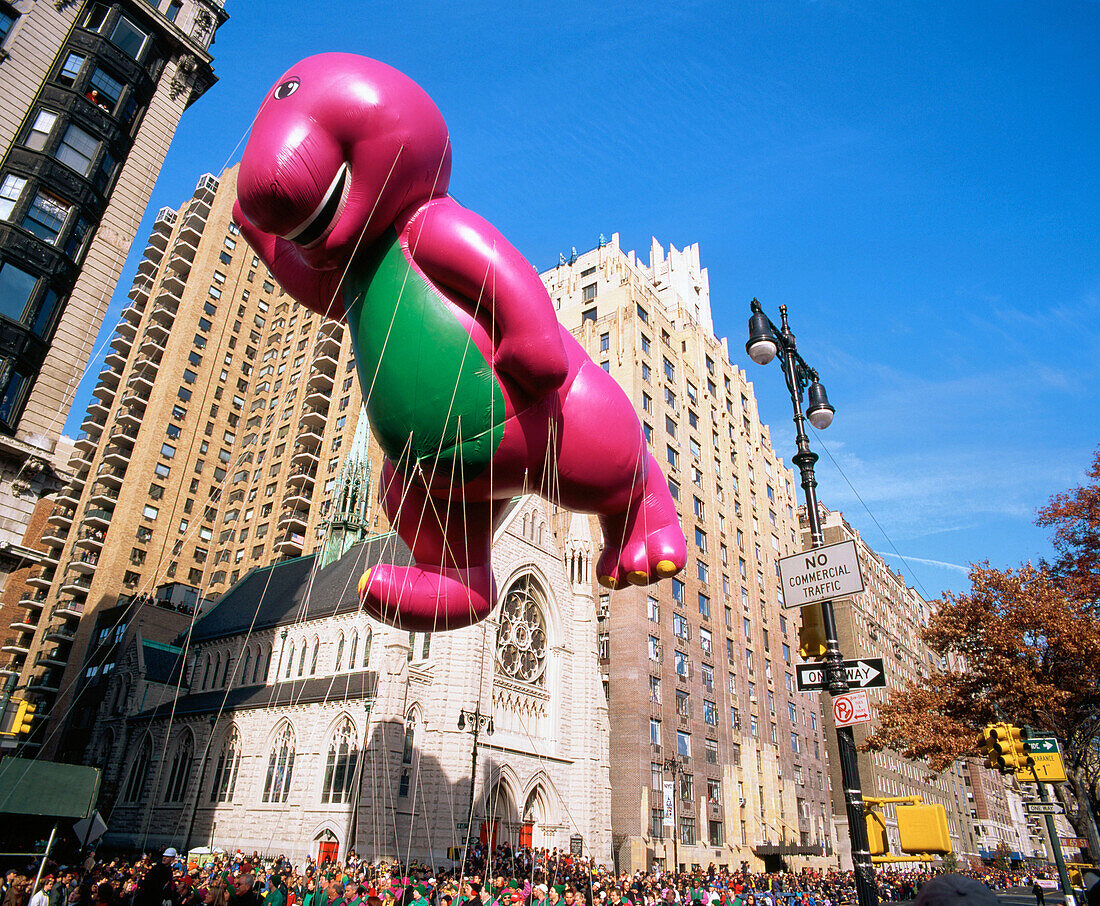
[274,78,299,100]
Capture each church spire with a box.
[319,406,373,568]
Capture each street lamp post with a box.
[662,756,684,873]
[746,299,879,906]
[458,705,493,833]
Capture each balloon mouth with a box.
[283,162,348,247]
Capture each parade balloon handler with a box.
[234,53,686,633]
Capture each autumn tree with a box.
[1038,446,1100,607]
[866,446,1100,858]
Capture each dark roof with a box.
[189,533,413,644]
[135,669,378,719]
[141,639,186,685]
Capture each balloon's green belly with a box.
[343,230,505,476]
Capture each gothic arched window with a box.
[262,722,295,803]
[495,576,549,686]
[310,637,320,675]
[348,631,358,667]
[284,643,295,679]
[297,642,307,676]
[362,629,372,668]
[321,718,359,804]
[164,730,194,803]
[240,649,252,685]
[210,727,242,803]
[335,633,345,672]
[123,735,152,802]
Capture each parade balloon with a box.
[234,53,686,631]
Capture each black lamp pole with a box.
[458,705,493,833]
[746,298,879,906]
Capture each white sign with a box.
[832,690,872,728]
[779,540,865,609]
[662,781,675,827]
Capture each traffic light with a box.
[977,723,1024,774]
[11,699,35,735]
[798,602,827,660]
[865,806,888,856]
[896,803,952,855]
[1019,727,1042,769]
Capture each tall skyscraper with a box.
[0,0,226,596]
[542,238,833,872]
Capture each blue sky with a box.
[68,0,1100,601]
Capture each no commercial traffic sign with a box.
[796,658,886,692]
[778,539,865,609]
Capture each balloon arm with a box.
[232,201,346,319]
[404,198,569,397]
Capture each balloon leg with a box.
[358,459,501,631]
[596,453,687,589]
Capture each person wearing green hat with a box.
[266,875,287,906]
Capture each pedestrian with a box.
[1032,882,1044,906]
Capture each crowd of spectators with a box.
[0,842,1057,906]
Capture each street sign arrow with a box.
[1026,802,1064,815]
[1025,737,1058,754]
[796,658,887,692]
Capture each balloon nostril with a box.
[270,180,279,197]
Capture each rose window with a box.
[496,577,548,685]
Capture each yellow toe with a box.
[598,574,618,590]
[655,560,679,578]
[626,570,649,586]
[357,569,371,598]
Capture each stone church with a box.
[86,422,612,865]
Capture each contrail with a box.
[882,553,970,575]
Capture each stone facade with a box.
[90,496,612,866]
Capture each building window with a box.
[0,8,15,44]
[321,718,359,804]
[262,723,296,803]
[123,735,152,802]
[0,175,26,220]
[210,728,241,803]
[21,190,71,244]
[25,110,57,151]
[705,737,719,764]
[0,259,36,323]
[679,817,696,846]
[703,699,717,726]
[164,732,194,803]
[108,13,149,60]
[88,66,124,112]
[56,123,98,176]
[164,0,182,22]
[676,730,691,758]
[495,575,548,686]
[650,718,661,746]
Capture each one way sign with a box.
[796,658,887,692]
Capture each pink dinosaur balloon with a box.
[234,53,686,631]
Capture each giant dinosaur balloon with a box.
[234,53,686,631]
